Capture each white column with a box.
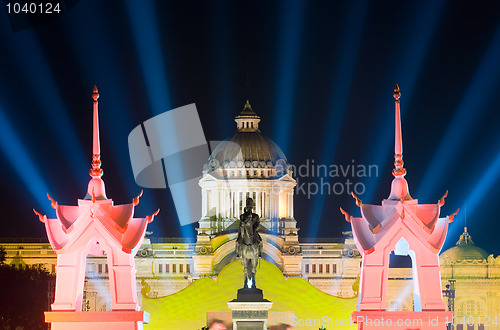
[265,190,270,219]
[202,189,207,218]
[225,189,229,218]
[231,191,234,218]
[215,190,220,219]
[288,190,292,218]
[235,190,240,217]
[255,190,260,216]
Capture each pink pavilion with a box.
[341,85,457,329]
[34,86,157,329]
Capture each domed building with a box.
[198,100,296,235]
[193,101,303,276]
[441,227,490,262]
[440,227,500,329]
[3,96,500,326]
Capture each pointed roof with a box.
[234,100,261,132]
[237,100,259,118]
[34,86,158,255]
[341,85,458,255]
[456,226,474,245]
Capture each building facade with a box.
[2,101,499,329]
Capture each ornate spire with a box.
[89,85,103,178]
[388,84,411,200]
[85,85,107,200]
[392,84,406,178]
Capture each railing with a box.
[0,237,49,243]
[150,237,196,243]
[299,237,344,243]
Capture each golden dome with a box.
[207,101,287,169]
[440,227,489,261]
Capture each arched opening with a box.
[83,239,111,311]
[386,237,420,311]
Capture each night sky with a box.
[1,1,500,255]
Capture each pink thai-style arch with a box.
[341,85,459,313]
[34,86,158,312]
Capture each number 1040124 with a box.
[5,2,61,14]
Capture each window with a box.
[98,264,102,274]
[186,264,190,273]
[332,264,337,273]
[159,264,163,273]
[319,264,323,273]
[305,264,309,273]
[326,264,330,273]
[105,264,108,273]
[179,264,183,273]
[172,264,176,273]
[166,264,170,273]
[312,264,316,273]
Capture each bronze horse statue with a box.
[236,197,262,288]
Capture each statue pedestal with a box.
[352,311,453,330]
[45,311,150,330]
[228,288,272,330]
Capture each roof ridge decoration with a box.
[33,86,158,312]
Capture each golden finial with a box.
[92,85,99,102]
[393,84,401,102]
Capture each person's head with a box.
[209,319,226,330]
[245,197,254,212]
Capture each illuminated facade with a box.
[1,100,499,329]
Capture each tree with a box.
[0,246,6,265]
[0,263,54,329]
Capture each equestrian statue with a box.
[236,197,263,289]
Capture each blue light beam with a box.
[416,23,500,201]
[0,106,53,216]
[272,0,306,155]
[307,0,369,239]
[362,0,448,203]
[124,0,172,115]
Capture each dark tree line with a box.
[0,246,54,330]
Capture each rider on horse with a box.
[236,197,263,288]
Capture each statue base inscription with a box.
[227,299,273,330]
[45,311,150,330]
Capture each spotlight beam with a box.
[307,0,369,239]
[361,0,448,203]
[272,0,307,155]
[124,1,172,115]
[416,23,500,201]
